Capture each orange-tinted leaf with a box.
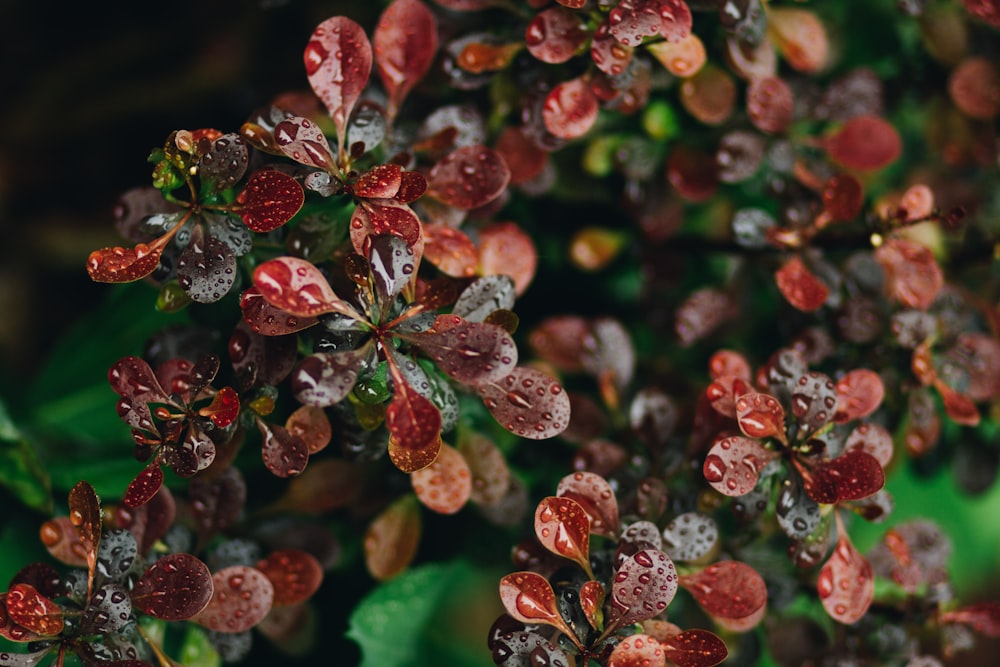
[194,566,273,632]
[132,553,214,621]
[662,629,729,667]
[874,237,943,309]
[305,16,373,153]
[680,64,736,126]
[422,223,478,278]
[606,549,678,630]
[353,163,403,199]
[426,145,510,209]
[591,21,634,76]
[386,364,442,455]
[817,532,873,624]
[411,443,472,514]
[456,40,522,74]
[457,431,510,506]
[498,571,578,643]
[579,580,605,630]
[608,634,666,667]
[543,76,599,140]
[935,380,980,426]
[252,256,347,318]
[69,480,101,588]
[735,391,787,441]
[806,450,885,504]
[556,471,620,539]
[824,115,902,171]
[285,405,332,454]
[4,585,63,637]
[679,561,767,622]
[350,198,422,251]
[775,256,829,312]
[364,495,421,580]
[948,57,1000,120]
[374,0,438,117]
[38,517,88,567]
[534,496,591,573]
[388,434,442,474]
[477,221,538,296]
[940,602,1000,637]
[477,366,571,440]
[256,550,323,607]
[123,464,164,509]
[87,242,165,283]
[834,369,884,422]
[238,170,304,233]
[767,7,829,73]
[648,33,706,78]
[201,387,240,428]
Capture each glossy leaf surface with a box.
[608,633,666,667]
[534,496,591,572]
[452,274,517,323]
[806,450,885,504]
[679,560,767,622]
[556,471,620,539]
[4,585,63,637]
[703,435,778,497]
[542,76,599,140]
[194,566,274,632]
[735,391,786,441]
[252,256,346,318]
[284,405,332,454]
[132,553,213,620]
[404,314,517,386]
[411,443,472,514]
[834,369,885,422]
[526,7,588,65]
[292,348,368,407]
[426,145,510,209]
[607,549,678,630]
[256,550,323,607]
[374,0,438,116]
[662,629,729,667]
[776,256,829,312]
[239,288,319,336]
[498,571,577,642]
[258,419,310,478]
[273,116,337,172]
[477,366,571,439]
[817,533,873,624]
[662,512,718,562]
[87,242,167,283]
[237,170,304,233]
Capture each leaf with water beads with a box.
[747,76,794,134]
[193,566,274,633]
[304,16,373,156]
[0,647,52,666]
[816,532,873,624]
[678,560,767,625]
[273,116,336,173]
[647,32,706,78]
[661,629,729,667]
[767,7,829,74]
[123,464,163,509]
[452,274,516,323]
[368,234,417,307]
[236,170,305,233]
[256,550,323,607]
[252,256,354,319]
[542,76,599,140]
[401,314,517,387]
[426,145,511,209]
[735,390,787,442]
[239,288,319,336]
[291,348,368,409]
[556,471,620,539]
[374,0,438,118]
[4,585,63,637]
[82,582,133,634]
[608,0,663,47]
[69,480,102,591]
[662,512,719,563]
[534,496,592,575]
[350,198,423,252]
[86,239,170,284]
[874,237,943,310]
[198,132,248,193]
[703,435,779,497]
[834,369,884,423]
[606,549,678,632]
[477,366,571,440]
[176,225,237,304]
[0,595,42,643]
[608,633,666,667]
[498,572,579,647]
[257,419,309,478]
[132,553,213,621]
[490,629,573,667]
[284,405,331,454]
[525,7,588,65]
[806,450,885,504]
[364,495,421,581]
[775,256,829,312]
[421,224,478,278]
[411,443,472,514]
[38,516,88,567]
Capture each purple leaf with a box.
[131,553,213,621]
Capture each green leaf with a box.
[179,624,221,667]
[0,399,52,513]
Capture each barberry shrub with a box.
[3,0,1000,666]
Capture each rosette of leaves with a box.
[0,482,214,667]
[86,129,304,306]
[700,347,891,623]
[244,236,569,473]
[490,471,773,667]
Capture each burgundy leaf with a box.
[374,0,439,117]
[606,549,678,631]
[199,132,249,193]
[350,198,423,251]
[123,464,163,509]
[525,7,588,65]
[4,585,63,637]
[834,369,885,422]
[109,356,171,432]
[304,16,373,153]
[823,115,901,171]
[131,553,213,621]
[0,593,43,643]
[237,170,305,233]
[252,256,348,318]
[411,442,472,514]
[69,480,102,592]
[402,314,517,386]
[608,0,662,47]
[426,145,511,209]
[556,471,620,539]
[229,319,299,387]
[189,467,247,540]
[291,348,368,407]
[805,450,885,504]
[661,629,729,667]
[775,256,829,312]
[542,76,599,140]
[498,572,578,643]
[353,164,403,199]
[239,288,318,336]
[607,634,666,667]
[274,116,337,172]
[874,237,943,310]
[658,0,693,42]
[193,566,274,632]
[735,390,787,441]
[679,561,767,622]
[477,366,571,439]
[257,419,310,478]
[817,532,873,624]
[591,21,634,76]
[256,550,323,607]
[386,358,443,467]
[38,517,87,567]
[9,564,61,600]
[534,496,592,574]
[87,242,166,283]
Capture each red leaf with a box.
[822,173,865,222]
[823,115,902,171]
[411,443,472,514]
[477,221,539,296]
[239,288,319,336]
[350,198,423,251]
[767,7,829,73]
[936,380,981,426]
[775,256,830,312]
[237,170,305,233]
[834,369,885,422]
[69,480,102,592]
[257,419,310,478]
[874,237,943,310]
[273,117,337,172]
[607,633,666,667]
[193,566,274,632]
[304,16,373,153]
[608,0,662,47]
[386,358,443,461]
[591,21,634,76]
[579,580,605,630]
[38,517,88,567]
[86,243,165,283]
[735,391,787,441]
[426,145,511,209]
[658,0,693,42]
[403,314,518,385]
[805,450,885,504]
[421,223,478,278]
[556,471,621,539]
[542,76,599,140]
[817,532,873,624]
[256,550,324,607]
[703,434,779,497]
[499,571,578,643]
[364,494,421,580]
[679,561,767,622]
[252,256,347,318]
[940,602,1000,637]
[4,585,63,637]
[708,350,751,381]
[606,549,678,630]
[662,629,729,667]
[477,367,571,440]
[132,553,214,621]
[123,464,164,509]
[374,0,438,117]
[747,76,794,134]
[525,7,589,65]
[200,387,240,428]
[0,593,43,642]
[534,496,592,574]
[353,163,403,199]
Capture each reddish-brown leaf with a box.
[940,602,1000,637]
[87,243,165,283]
[193,566,273,632]
[271,458,365,514]
[256,550,324,607]
[69,480,101,588]
[806,450,885,504]
[747,76,794,134]
[239,288,319,336]
[426,145,510,209]
[201,387,240,428]
[498,571,578,642]
[874,237,943,310]
[421,224,478,278]
[823,115,902,171]
[525,7,588,65]
[353,163,403,199]
[132,553,214,621]
[775,256,829,312]
[477,366,571,440]
[556,471,620,539]
[477,221,538,296]
[350,198,423,251]
[834,369,884,422]
[252,256,349,318]
[606,549,678,631]
[591,21,633,76]
[285,405,332,454]
[4,585,63,637]
[386,367,443,458]
[304,16,373,153]
[273,117,337,172]
[844,423,894,468]
[542,76,599,140]
[364,495,421,580]
[662,629,729,667]
[0,593,43,642]
[124,464,164,509]
[817,532,873,624]
[411,443,472,514]
[579,580,605,630]
[257,419,310,478]
[534,496,592,574]
[679,561,767,622]
[822,173,865,222]
[608,633,666,667]
[374,0,438,117]
[735,391,787,441]
[237,170,304,233]
[493,127,549,186]
[458,431,510,507]
[935,380,981,426]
